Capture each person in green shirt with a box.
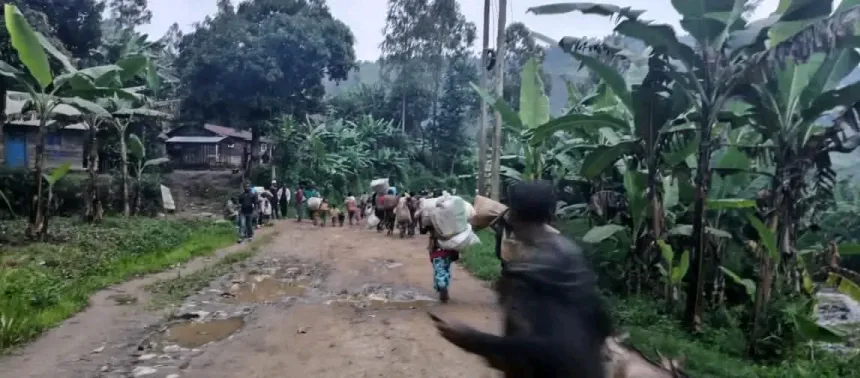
[304,186,319,199]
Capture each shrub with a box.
[0,168,165,218]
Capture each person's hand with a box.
[428,312,475,347]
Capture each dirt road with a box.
[0,221,501,378]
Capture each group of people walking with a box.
[231,181,366,243]
[230,181,460,303]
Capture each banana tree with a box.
[529,0,860,333]
[1,4,112,237]
[69,54,158,222]
[128,134,169,214]
[720,214,847,348]
[110,100,168,216]
[40,162,70,238]
[474,57,630,182]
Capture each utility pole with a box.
[476,0,490,196]
[490,0,506,200]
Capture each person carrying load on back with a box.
[304,185,321,224]
[345,192,358,226]
[294,185,304,222]
[428,225,458,303]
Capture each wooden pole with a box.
[490,0,506,200]
[476,0,490,196]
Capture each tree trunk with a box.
[42,188,52,240]
[135,168,142,215]
[85,121,100,222]
[248,126,261,182]
[430,57,442,172]
[401,95,406,132]
[27,116,48,239]
[684,114,714,333]
[748,218,776,358]
[120,127,130,217]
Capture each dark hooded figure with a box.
[431,180,612,378]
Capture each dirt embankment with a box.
[162,170,241,218]
[0,221,502,378]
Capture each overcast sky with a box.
[140,0,785,61]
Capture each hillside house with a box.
[164,124,272,169]
[2,93,88,170]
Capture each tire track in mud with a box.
[2,221,502,378]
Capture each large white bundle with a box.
[307,197,322,211]
[366,212,380,228]
[463,200,476,220]
[430,195,470,239]
[370,178,389,194]
[395,202,412,224]
[437,225,480,250]
[419,197,439,212]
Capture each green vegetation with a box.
[0,217,234,350]
[461,229,857,378]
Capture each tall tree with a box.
[380,0,475,166]
[0,0,104,60]
[108,0,152,30]
[503,22,548,109]
[175,0,356,179]
[432,50,479,173]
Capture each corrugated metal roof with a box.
[5,92,81,116]
[165,136,226,143]
[6,118,87,130]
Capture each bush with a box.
[457,227,859,378]
[0,168,165,219]
[0,217,235,350]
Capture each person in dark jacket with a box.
[278,184,290,218]
[268,180,280,219]
[237,184,259,243]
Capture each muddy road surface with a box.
[0,221,501,378]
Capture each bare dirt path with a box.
[0,227,280,378]
[0,220,501,378]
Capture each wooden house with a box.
[2,93,88,170]
[164,123,272,169]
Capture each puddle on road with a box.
[227,276,306,303]
[163,318,245,348]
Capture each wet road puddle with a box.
[227,276,306,303]
[163,318,245,348]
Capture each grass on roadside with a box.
[147,233,276,308]
[458,229,858,378]
[0,217,237,351]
